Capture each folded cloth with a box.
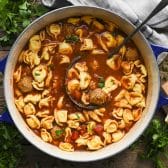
[66,0,168,47]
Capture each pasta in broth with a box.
[13,16,147,152]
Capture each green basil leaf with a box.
[55,129,64,137]
[98,82,105,88]
[65,35,79,43]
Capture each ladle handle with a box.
[127,0,168,41]
[108,0,168,58]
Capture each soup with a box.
[13,16,147,152]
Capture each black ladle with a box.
[65,0,168,110]
[65,56,101,110]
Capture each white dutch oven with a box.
[2,6,164,162]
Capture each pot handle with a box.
[0,108,13,124]
[0,56,13,124]
[0,56,8,73]
[151,43,168,108]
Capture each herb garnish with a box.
[76,113,80,119]
[98,82,105,88]
[0,0,48,46]
[65,34,79,43]
[98,77,105,88]
[34,72,40,76]
[55,129,64,137]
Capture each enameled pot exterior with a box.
[4,6,160,162]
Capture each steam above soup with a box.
[13,16,147,152]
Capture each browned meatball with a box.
[17,76,33,93]
[89,88,108,105]
[51,126,64,140]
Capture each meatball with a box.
[89,88,108,105]
[51,125,64,139]
[17,76,33,93]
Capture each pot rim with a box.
[4,5,160,162]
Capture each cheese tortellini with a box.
[26,115,40,129]
[41,129,53,142]
[87,135,104,150]
[54,109,68,124]
[80,38,94,51]
[47,24,61,38]
[102,76,121,93]
[29,35,41,53]
[79,71,91,90]
[32,65,47,83]
[59,42,73,55]
[59,142,74,152]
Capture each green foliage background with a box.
[0,0,48,46]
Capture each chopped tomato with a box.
[71,131,79,140]
[93,124,104,136]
